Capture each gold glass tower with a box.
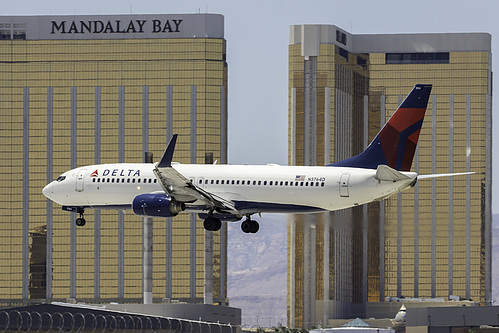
[288,25,492,326]
[0,14,228,304]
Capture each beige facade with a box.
[0,14,228,304]
[288,25,492,327]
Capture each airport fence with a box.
[0,310,238,333]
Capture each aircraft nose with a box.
[42,182,53,200]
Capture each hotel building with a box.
[288,25,492,326]
[0,13,228,304]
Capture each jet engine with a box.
[132,193,185,218]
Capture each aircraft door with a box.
[76,169,86,192]
[339,174,350,197]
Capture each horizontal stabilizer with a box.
[375,165,411,182]
[418,171,476,179]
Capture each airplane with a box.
[42,84,472,233]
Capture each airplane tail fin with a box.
[329,84,432,171]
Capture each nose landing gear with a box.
[75,207,86,226]
[63,206,87,227]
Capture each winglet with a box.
[157,134,178,168]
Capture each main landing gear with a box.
[203,213,259,233]
[203,216,222,232]
[241,215,259,234]
[75,207,86,227]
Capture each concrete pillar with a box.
[143,217,153,304]
[204,230,213,304]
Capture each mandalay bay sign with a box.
[50,19,184,35]
[0,14,224,40]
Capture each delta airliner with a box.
[42,84,472,233]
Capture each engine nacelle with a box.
[132,193,185,218]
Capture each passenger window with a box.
[127,179,130,183]
[132,179,135,183]
[269,181,273,186]
[216,180,219,185]
[321,182,325,187]
[242,180,245,185]
[285,181,288,186]
[258,181,261,185]
[221,180,224,185]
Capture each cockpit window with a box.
[56,176,66,182]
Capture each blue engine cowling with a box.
[132,193,185,218]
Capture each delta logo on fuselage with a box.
[90,169,141,177]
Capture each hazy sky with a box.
[4,0,498,212]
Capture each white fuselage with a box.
[43,162,417,215]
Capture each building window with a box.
[336,30,347,45]
[0,30,10,40]
[339,47,349,61]
[0,23,26,40]
[357,56,367,69]
[13,30,26,40]
[385,52,450,64]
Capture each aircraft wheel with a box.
[204,217,222,231]
[241,220,251,233]
[213,218,222,231]
[250,220,259,233]
[241,220,259,233]
[75,217,86,227]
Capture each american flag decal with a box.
[295,175,305,181]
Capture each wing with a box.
[153,135,239,215]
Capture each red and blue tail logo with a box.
[329,84,432,171]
